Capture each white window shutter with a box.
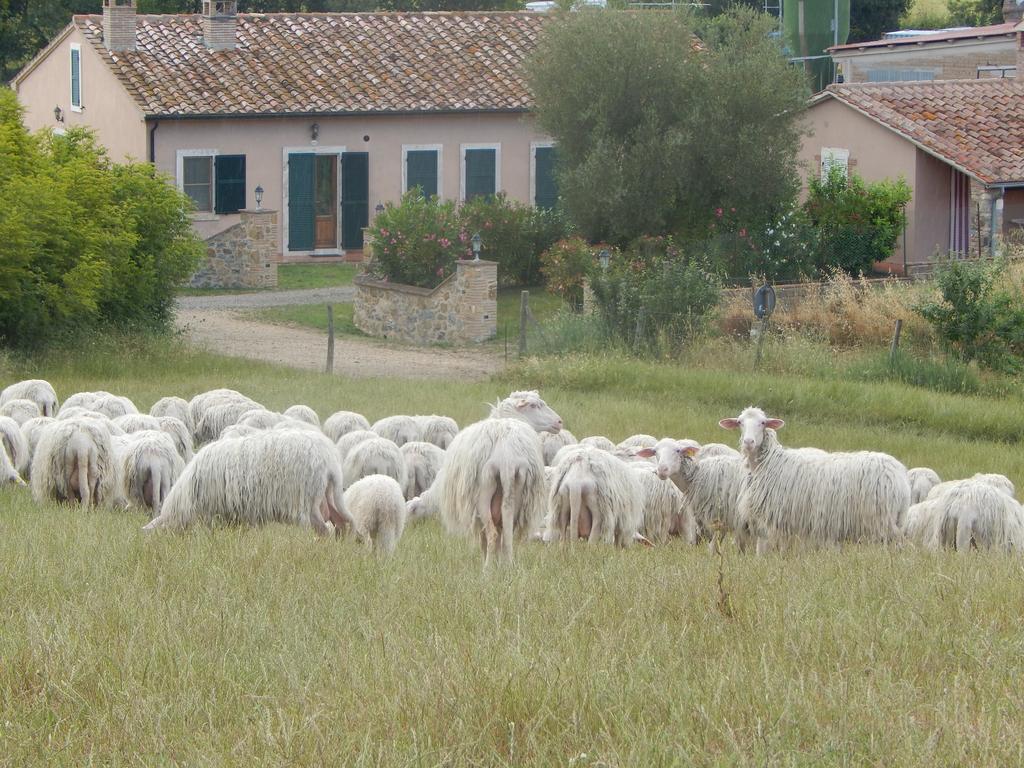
[821,148,850,179]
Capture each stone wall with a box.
[190,209,279,289]
[354,260,497,344]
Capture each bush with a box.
[916,258,1024,373]
[590,236,720,353]
[365,191,467,288]
[701,204,818,282]
[0,90,202,349]
[805,166,911,275]
[539,236,604,309]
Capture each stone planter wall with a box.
[189,209,279,289]
[354,260,497,344]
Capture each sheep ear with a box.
[719,418,741,430]
[765,418,785,430]
[635,448,656,458]
[683,446,700,458]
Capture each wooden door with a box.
[314,154,338,250]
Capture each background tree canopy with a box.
[848,0,911,43]
[526,7,809,247]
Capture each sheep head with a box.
[637,438,700,481]
[492,390,563,434]
[719,407,784,465]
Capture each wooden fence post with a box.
[326,304,335,374]
[889,318,903,364]
[518,290,529,357]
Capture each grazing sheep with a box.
[612,445,657,465]
[154,416,194,463]
[284,404,320,428]
[114,430,185,517]
[400,441,446,500]
[371,415,420,447]
[343,474,407,554]
[415,415,459,450]
[1,379,59,417]
[927,472,1016,501]
[187,389,261,437]
[336,429,378,464]
[580,435,616,452]
[541,428,578,466]
[113,414,162,433]
[904,479,1024,553]
[19,416,55,480]
[630,464,695,544]
[343,437,407,490]
[618,434,658,451]
[149,396,193,432]
[60,391,106,413]
[91,394,138,420]
[0,399,42,425]
[323,410,371,442]
[720,407,908,549]
[0,442,22,486]
[551,443,587,468]
[219,424,260,440]
[698,443,741,460]
[144,429,352,535]
[546,446,643,546]
[195,401,261,444]
[640,439,748,549]
[907,467,942,505]
[30,417,119,507]
[237,409,287,430]
[0,415,30,477]
[272,418,321,433]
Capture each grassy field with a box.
[179,263,358,296]
[2,337,1024,765]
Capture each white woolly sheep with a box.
[904,478,1024,553]
[91,394,139,420]
[487,391,564,433]
[149,396,193,432]
[336,429,378,464]
[414,415,459,450]
[343,436,407,490]
[0,441,22,486]
[271,418,321,433]
[19,416,55,480]
[618,434,658,451]
[927,472,1015,501]
[399,441,446,501]
[323,410,371,442]
[631,463,694,545]
[30,417,119,508]
[0,399,42,426]
[907,467,942,505]
[720,407,909,549]
[195,401,262,444]
[60,391,107,413]
[546,446,643,546]
[154,416,194,462]
[639,439,748,549]
[187,389,261,437]
[284,404,320,428]
[144,429,352,535]
[219,424,260,440]
[113,414,162,433]
[698,443,741,460]
[551,443,587,468]
[0,415,30,477]
[1,379,59,417]
[371,415,420,447]
[579,435,616,452]
[113,430,185,517]
[343,474,407,555]
[237,409,287,430]
[541,428,578,466]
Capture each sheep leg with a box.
[955,519,975,554]
[498,467,520,565]
[76,451,91,508]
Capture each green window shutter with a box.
[534,146,558,210]
[341,151,369,250]
[288,153,315,251]
[406,150,438,197]
[465,149,496,201]
[70,48,81,108]
[214,154,246,214]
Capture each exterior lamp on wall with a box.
[375,203,385,217]
[599,249,610,271]
[310,122,319,143]
[53,105,64,123]
[254,185,264,210]
[471,232,482,262]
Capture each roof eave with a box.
[143,106,534,120]
[10,21,77,87]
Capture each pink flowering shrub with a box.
[539,237,609,310]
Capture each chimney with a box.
[102,0,136,52]
[1005,0,1024,24]
[202,0,237,52]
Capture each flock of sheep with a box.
[2,378,1022,565]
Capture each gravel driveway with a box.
[177,286,355,310]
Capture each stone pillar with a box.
[239,209,279,288]
[453,260,497,342]
[581,278,596,314]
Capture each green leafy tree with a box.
[526,7,808,247]
[848,0,911,43]
[946,0,1004,26]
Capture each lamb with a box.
[343,474,407,555]
[618,434,658,451]
[154,416,194,462]
[144,429,352,535]
[195,401,262,444]
[19,416,55,480]
[113,430,185,517]
[30,417,119,508]
[546,446,643,546]
[335,429,378,464]
[541,428,578,466]
[283,404,320,428]
[323,410,371,442]
[640,438,747,548]
[903,478,1024,553]
[149,396,194,432]
[437,390,562,566]
[907,467,942,505]
[399,441,446,500]
[371,415,420,447]
[1,379,59,417]
[91,394,138,420]
[415,415,459,450]
[113,414,162,433]
[0,398,42,425]
[343,437,407,490]
[698,443,741,460]
[579,436,616,452]
[630,464,695,544]
[720,407,908,549]
[0,415,30,477]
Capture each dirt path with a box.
[176,308,504,381]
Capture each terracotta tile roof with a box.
[829,22,1017,52]
[820,79,1024,185]
[74,12,548,117]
